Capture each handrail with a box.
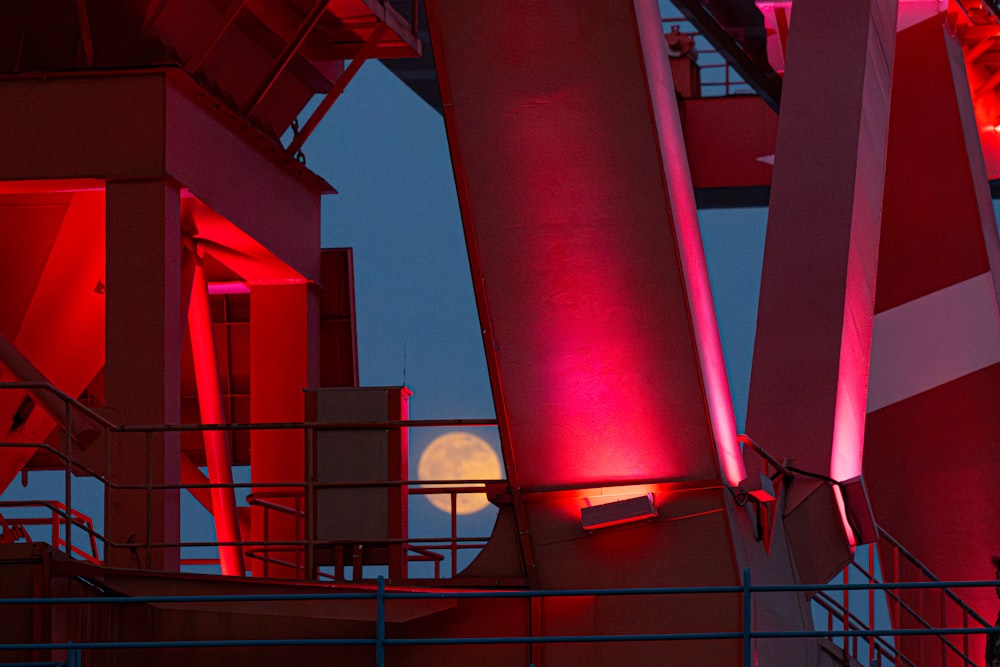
[739,436,988,666]
[0,383,498,434]
[0,381,116,430]
[662,16,756,99]
[0,433,504,582]
[812,592,911,667]
[808,528,990,666]
[1,575,998,666]
[0,500,101,564]
[0,380,992,666]
[879,527,992,628]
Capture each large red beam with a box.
[865,15,1000,662]
[745,0,897,552]
[425,2,824,664]
[427,0,741,497]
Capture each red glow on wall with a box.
[0,189,106,492]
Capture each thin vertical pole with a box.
[305,427,315,579]
[868,547,875,663]
[940,590,946,666]
[743,567,752,667]
[451,491,458,577]
[963,608,969,663]
[104,423,111,560]
[64,402,73,558]
[376,575,385,667]
[844,564,850,655]
[187,258,244,575]
[145,430,153,569]
[892,545,903,667]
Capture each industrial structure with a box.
[1,0,999,665]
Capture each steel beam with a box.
[186,254,244,576]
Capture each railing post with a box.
[868,546,875,664]
[940,586,947,666]
[843,563,850,656]
[892,544,903,667]
[963,608,969,664]
[376,575,385,667]
[305,425,315,580]
[743,566,752,667]
[65,401,73,558]
[451,491,458,577]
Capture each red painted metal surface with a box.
[2,1,1000,666]
[746,0,896,559]
[0,190,106,493]
[424,2,815,665]
[426,0,741,495]
[864,13,1000,664]
[186,255,244,576]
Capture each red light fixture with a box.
[580,493,657,531]
[741,471,776,503]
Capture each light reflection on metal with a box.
[186,254,244,576]
[580,493,657,531]
[642,1,746,488]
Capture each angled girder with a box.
[865,14,1000,663]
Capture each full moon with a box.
[417,432,503,514]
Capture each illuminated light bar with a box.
[207,281,250,295]
[580,493,657,531]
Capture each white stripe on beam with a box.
[868,272,1000,412]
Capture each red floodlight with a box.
[580,493,657,531]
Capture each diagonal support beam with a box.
[74,0,94,67]
[286,23,388,157]
[187,0,248,74]
[185,251,244,576]
[745,0,897,549]
[245,0,328,117]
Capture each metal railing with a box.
[0,573,996,667]
[0,380,992,666]
[0,439,501,583]
[0,380,502,583]
[662,17,756,98]
[810,537,989,667]
[0,500,100,564]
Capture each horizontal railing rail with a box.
[0,380,992,666]
[0,573,996,667]
[0,374,505,583]
[662,16,756,98]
